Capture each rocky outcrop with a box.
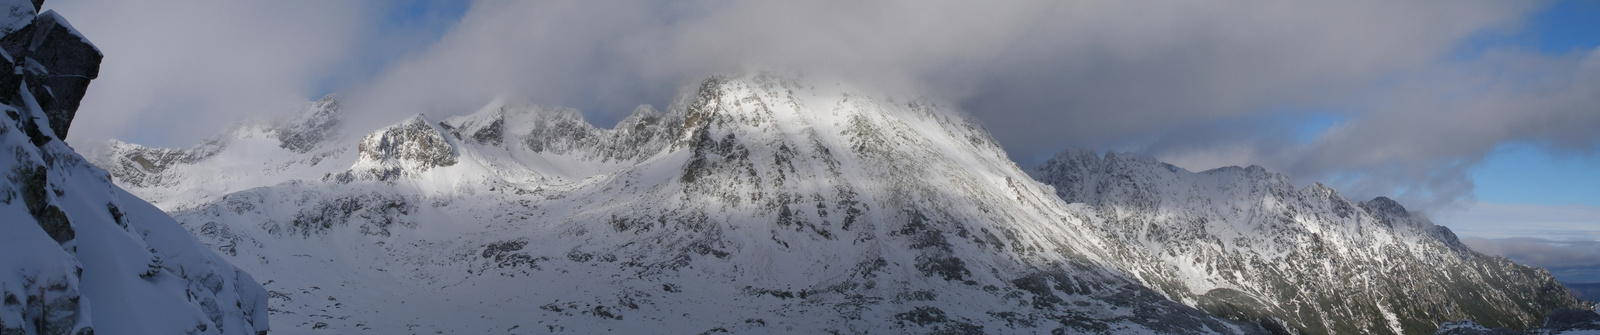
[518,104,678,163]
[349,115,456,181]
[441,101,680,164]
[0,1,269,334]
[0,0,100,140]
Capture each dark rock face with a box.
[24,11,101,140]
[0,6,100,140]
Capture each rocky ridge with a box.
[93,94,352,210]
[1031,149,1588,334]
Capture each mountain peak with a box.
[349,113,456,181]
[275,93,341,153]
[1360,196,1408,216]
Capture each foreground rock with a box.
[0,1,270,334]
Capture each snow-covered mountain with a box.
[94,72,1590,334]
[0,1,269,334]
[1031,150,1589,334]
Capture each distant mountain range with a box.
[1568,283,1600,302]
[89,72,1597,334]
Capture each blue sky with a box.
[1297,0,1600,282]
[1277,0,1599,208]
[1477,143,1600,207]
[1510,0,1600,54]
[1470,1,1599,208]
[1450,1,1596,209]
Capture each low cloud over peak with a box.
[58,0,1599,211]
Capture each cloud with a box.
[1460,237,1600,283]
[345,0,1584,210]
[1277,48,1600,208]
[1432,202,1600,241]
[341,2,682,133]
[47,1,370,147]
[1433,202,1600,283]
[48,0,469,148]
[52,0,1598,211]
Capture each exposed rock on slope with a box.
[0,1,269,334]
[349,115,456,181]
[1031,149,1587,334]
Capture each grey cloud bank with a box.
[56,1,1600,213]
[1440,202,1600,283]
[49,1,366,146]
[1463,237,1600,283]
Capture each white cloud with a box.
[48,0,369,147]
[50,0,1597,212]
[345,1,1574,211]
[1458,235,1600,284]
[1434,202,1600,241]
[1440,202,1600,283]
